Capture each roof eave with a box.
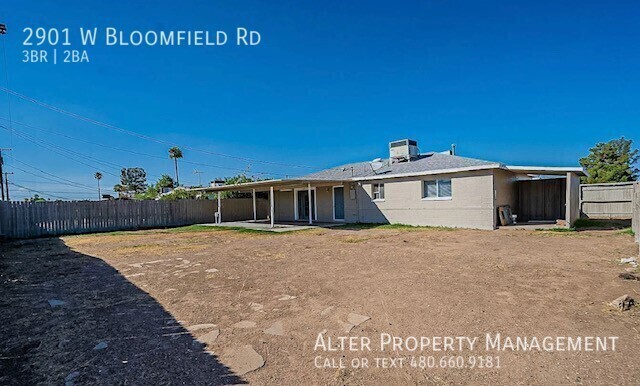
[187,178,351,192]
[504,165,588,177]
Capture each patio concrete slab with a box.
[497,221,561,231]
[199,220,343,233]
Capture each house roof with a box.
[190,153,586,192]
[299,153,503,181]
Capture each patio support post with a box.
[217,192,222,224]
[252,188,257,221]
[270,186,275,228]
[307,183,313,224]
[565,172,580,228]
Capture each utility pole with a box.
[0,148,11,201]
[0,151,3,201]
[1,21,11,201]
[3,172,13,201]
[193,170,204,187]
[94,172,103,201]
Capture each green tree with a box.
[168,147,183,186]
[134,185,159,200]
[133,174,177,200]
[217,174,265,198]
[160,187,198,200]
[155,174,175,191]
[115,167,147,197]
[579,137,639,183]
[24,194,46,202]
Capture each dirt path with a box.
[1,227,639,385]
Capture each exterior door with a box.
[297,190,316,220]
[333,186,345,220]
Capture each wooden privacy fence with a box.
[0,198,268,239]
[580,182,635,219]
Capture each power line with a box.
[14,179,113,194]
[0,86,314,169]
[0,125,121,178]
[11,179,113,195]
[0,118,290,177]
[0,123,153,178]
[9,182,71,201]
[8,187,96,194]
[8,158,97,191]
[3,122,274,195]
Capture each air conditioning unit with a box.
[389,139,419,162]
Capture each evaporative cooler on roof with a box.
[389,139,419,162]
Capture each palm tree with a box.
[168,147,183,186]
[94,172,103,200]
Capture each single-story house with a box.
[194,139,586,230]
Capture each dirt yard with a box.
[1,225,639,385]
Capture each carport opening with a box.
[497,173,573,229]
[516,177,566,223]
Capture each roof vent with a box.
[389,139,419,162]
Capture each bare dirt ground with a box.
[1,226,639,385]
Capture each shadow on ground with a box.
[0,237,245,385]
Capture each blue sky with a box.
[1,0,638,200]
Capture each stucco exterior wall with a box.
[565,172,581,227]
[315,186,334,222]
[343,183,360,223]
[272,184,352,223]
[274,190,294,221]
[493,169,518,208]
[493,169,519,227]
[355,170,495,230]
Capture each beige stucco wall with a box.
[565,172,581,227]
[355,170,495,230]
[272,184,353,223]
[219,198,269,221]
[315,186,334,222]
[274,190,294,221]
[492,169,519,227]
[343,183,360,223]
[493,169,518,208]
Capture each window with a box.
[372,183,385,200]
[423,179,452,199]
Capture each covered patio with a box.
[190,178,350,229]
